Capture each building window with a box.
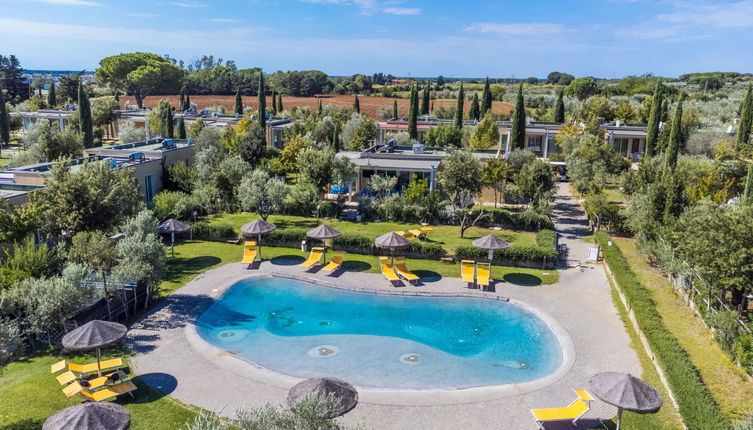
[546,135,560,155]
[614,138,629,155]
[144,174,155,203]
[527,135,543,156]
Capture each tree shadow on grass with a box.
[342,260,371,272]
[163,256,222,283]
[503,273,542,286]
[271,255,305,266]
[0,418,45,430]
[412,270,442,282]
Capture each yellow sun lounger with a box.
[322,253,344,273]
[530,389,593,429]
[409,229,428,240]
[379,257,400,282]
[79,380,138,402]
[461,260,476,287]
[51,358,124,375]
[62,371,127,398]
[394,257,419,284]
[477,262,491,290]
[241,243,257,265]
[300,247,325,269]
[395,231,416,240]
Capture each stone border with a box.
[180,270,575,406]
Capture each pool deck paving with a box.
[127,183,642,429]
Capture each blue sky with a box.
[1,0,752,77]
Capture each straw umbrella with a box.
[374,232,411,266]
[241,219,277,260]
[306,224,342,262]
[589,372,663,430]
[43,402,130,430]
[158,219,191,258]
[472,234,510,263]
[288,377,358,419]
[61,320,127,377]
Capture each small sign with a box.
[588,247,600,261]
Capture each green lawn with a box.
[207,212,538,255]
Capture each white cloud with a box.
[383,7,420,15]
[28,0,101,5]
[209,18,242,23]
[464,22,565,35]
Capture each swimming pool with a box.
[196,276,563,390]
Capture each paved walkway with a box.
[127,186,640,429]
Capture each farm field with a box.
[119,94,514,118]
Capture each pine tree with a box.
[469,93,480,121]
[47,82,56,108]
[736,84,753,153]
[481,77,492,115]
[353,94,360,114]
[454,82,464,129]
[408,86,418,140]
[421,85,430,115]
[257,70,266,128]
[664,94,685,171]
[235,88,243,116]
[179,92,185,112]
[77,80,93,148]
[554,90,565,123]
[177,116,186,139]
[0,89,9,144]
[277,94,283,113]
[392,99,398,119]
[271,89,278,116]
[645,81,664,157]
[511,84,526,149]
[741,162,753,206]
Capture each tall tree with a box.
[257,70,266,128]
[554,90,565,123]
[176,116,186,139]
[96,52,184,109]
[511,84,526,149]
[332,121,341,152]
[353,94,360,114]
[0,89,9,145]
[234,88,243,116]
[408,85,418,140]
[277,94,283,113]
[664,93,685,171]
[481,77,492,115]
[185,94,191,111]
[392,99,398,118]
[469,93,480,121]
[47,82,57,108]
[645,81,664,157]
[77,80,94,148]
[179,91,185,111]
[421,85,430,115]
[318,98,323,115]
[742,162,753,206]
[454,82,464,129]
[271,89,278,115]
[0,55,25,102]
[164,105,175,138]
[736,84,753,153]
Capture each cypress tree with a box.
[645,81,664,157]
[271,89,278,116]
[664,93,685,171]
[277,95,283,113]
[454,82,464,129]
[257,70,266,128]
[77,80,93,148]
[353,94,360,114]
[114,90,119,103]
[48,82,56,108]
[185,94,191,111]
[179,92,185,112]
[164,105,175,138]
[742,162,753,206]
[511,84,526,149]
[408,85,418,140]
[469,93,480,121]
[421,85,430,115]
[235,88,243,116]
[0,89,9,145]
[736,84,753,152]
[318,98,323,116]
[177,116,186,139]
[392,99,398,119]
[481,77,492,115]
[554,90,565,123]
[332,121,340,152]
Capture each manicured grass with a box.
[0,349,197,430]
[614,237,753,421]
[206,212,538,255]
[159,240,558,297]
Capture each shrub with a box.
[595,232,729,430]
[408,241,444,259]
[190,222,236,241]
[484,208,554,231]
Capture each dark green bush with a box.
[190,222,236,241]
[595,232,729,430]
[535,229,557,249]
[264,228,308,245]
[408,241,445,259]
[484,208,554,231]
[333,233,373,250]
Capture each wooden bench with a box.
[226,238,242,245]
[441,256,455,264]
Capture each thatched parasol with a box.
[158,219,191,257]
[472,234,511,263]
[307,224,342,261]
[241,219,277,259]
[374,232,411,265]
[589,372,663,430]
[43,402,130,430]
[62,320,127,377]
[287,377,358,419]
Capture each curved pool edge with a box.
[185,272,576,406]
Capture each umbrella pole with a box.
[488,248,493,264]
[616,407,623,430]
[258,234,262,260]
[171,232,175,258]
[96,347,102,377]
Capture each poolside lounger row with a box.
[380,256,419,285]
[530,388,593,429]
[461,260,491,290]
[51,358,124,376]
[62,370,128,398]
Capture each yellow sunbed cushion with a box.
[67,358,123,374]
[56,370,77,385]
[244,241,257,247]
[80,381,137,402]
[531,399,589,422]
[381,264,399,281]
[51,360,67,374]
[323,255,343,272]
[461,261,476,283]
[420,226,433,232]
[300,251,323,268]
[573,389,593,401]
[477,263,490,286]
[241,247,256,264]
[395,263,419,281]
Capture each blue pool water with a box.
[196,276,563,389]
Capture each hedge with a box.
[484,208,555,231]
[595,232,729,430]
[190,222,236,241]
[454,229,558,268]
